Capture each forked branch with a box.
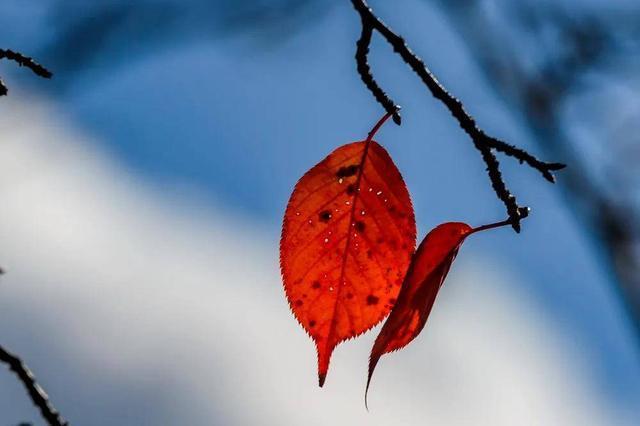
[350,0,564,231]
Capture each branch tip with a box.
[0,346,68,426]
[0,49,52,96]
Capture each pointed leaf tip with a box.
[281,114,416,386]
[365,217,526,404]
[365,222,472,404]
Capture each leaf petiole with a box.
[471,207,530,235]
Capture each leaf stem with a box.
[471,207,530,234]
[366,111,395,142]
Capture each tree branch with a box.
[0,346,68,426]
[0,49,53,96]
[431,0,640,337]
[349,0,564,231]
[355,21,402,125]
[1,48,64,426]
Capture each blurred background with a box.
[0,0,639,424]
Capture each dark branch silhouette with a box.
[432,0,640,338]
[0,49,64,426]
[0,49,52,96]
[350,0,564,232]
[0,346,67,426]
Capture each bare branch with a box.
[432,0,640,337]
[0,49,53,96]
[486,136,566,183]
[350,0,563,231]
[355,21,402,124]
[0,48,64,426]
[0,346,68,426]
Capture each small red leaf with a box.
[365,222,472,405]
[280,114,416,386]
[365,218,516,405]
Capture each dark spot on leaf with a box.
[309,320,316,328]
[295,299,303,307]
[367,249,373,259]
[389,205,397,213]
[346,184,356,195]
[366,295,379,305]
[336,164,359,178]
[346,293,354,299]
[312,281,321,289]
[355,221,366,232]
[319,210,332,222]
[376,237,385,244]
[389,298,396,304]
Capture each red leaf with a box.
[365,219,512,406]
[280,114,416,386]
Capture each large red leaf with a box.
[365,219,515,405]
[280,114,416,386]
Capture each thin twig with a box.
[1,48,64,426]
[0,49,53,96]
[349,0,564,231]
[432,1,640,337]
[355,22,402,125]
[0,346,68,426]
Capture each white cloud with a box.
[0,97,630,425]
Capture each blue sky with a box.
[1,1,638,424]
